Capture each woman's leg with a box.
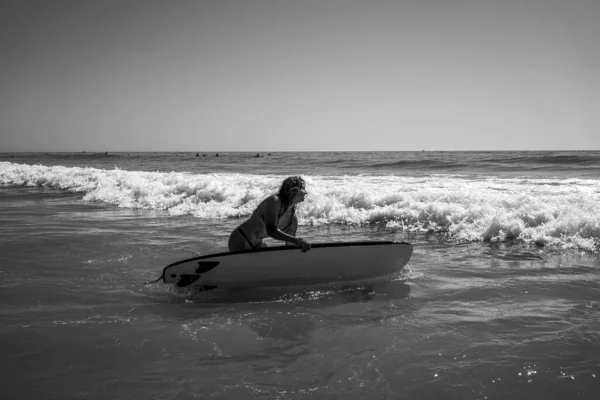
[228,228,251,251]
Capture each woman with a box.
[228,176,311,252]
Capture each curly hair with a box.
[277,176,305,212]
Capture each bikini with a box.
[238,207,296,249]
[237,227,263,249]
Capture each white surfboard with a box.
[160,241,413,289]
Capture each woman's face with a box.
[291,187,307,204]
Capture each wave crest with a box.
[2,162,600,252]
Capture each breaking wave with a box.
[2,161,600,252]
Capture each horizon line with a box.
[1,149,598,154]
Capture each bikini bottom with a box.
[237,227,264,249]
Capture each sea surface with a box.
[1,151,599,399]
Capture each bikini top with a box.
[253,204,296,232]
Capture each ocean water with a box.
[1,151,599,399]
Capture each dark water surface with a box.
[1,152,599,399]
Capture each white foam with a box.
[2,162,599,252]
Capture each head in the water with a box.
[228,176,310,252]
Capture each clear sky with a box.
[1,0,598,152]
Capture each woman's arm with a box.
[283,214,298,245]
[264,196,310,251]
[263,196,300,243]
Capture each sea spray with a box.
[2,161,599,251]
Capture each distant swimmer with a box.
[216,153,219,157]
[254,153,261,158]
[203,154,206,157]
[196,152,199,157]
[105,151,108,155]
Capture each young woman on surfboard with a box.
[228,176,311,252]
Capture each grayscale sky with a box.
[1,0,598,152]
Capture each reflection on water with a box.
[171,278,412,305]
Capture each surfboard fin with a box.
[196,261,220,274]
[176,274,201,287]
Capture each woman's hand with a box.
[295,237,311,252]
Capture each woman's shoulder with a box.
[255,194,281,211]
[263,194,281,204]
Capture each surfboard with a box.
[159,241,413,289]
